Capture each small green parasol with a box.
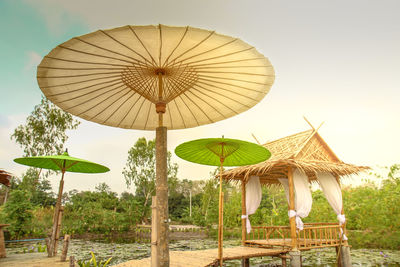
[13,150,109,256]
[14,152,110,173]
[175,137,270,266]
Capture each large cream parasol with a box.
[37,24,274,266]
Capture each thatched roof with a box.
[0,169,12,187]
[222,129,369,185]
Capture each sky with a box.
[1,0,399,195]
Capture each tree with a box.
[10,95,80,207]
[2,190,34,238]
[17,168,56,207]
[122,137,178,223]
[11,95,80,157]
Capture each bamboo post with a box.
[217,150,226,267]
[335,175,348,244]
[241,179,247,245]
[156,126,169,267]
[155,71,169,267]
[60,234,70,261]
[49,168,65,257]
[54,206,64,255]
[241,258,250,267]
[0,224,9,258]
[189,190,192,218]
[287,166,298,250]
[218,191,224,267]
[69,256,75,267]
[151,196,158,267]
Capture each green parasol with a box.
[13,150,109,256]
[14,152,110,173]
[175,137,270,266]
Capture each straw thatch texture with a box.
[0,170,12,187]
[222,129,369,184]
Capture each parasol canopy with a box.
[37,24,274,130]
[175,137,271,166]
[14,151,110,173]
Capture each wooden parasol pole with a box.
[155,71,169,267]
[49,162,66,257]
[218,143,225,267]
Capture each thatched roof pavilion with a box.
[221,125,369,265]
[222,127,369,184]
[0,170,11,187]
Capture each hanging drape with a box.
[316,172,347,240]
[241,175,262,233]
[278,168,312,230]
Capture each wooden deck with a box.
[114,246,288,267]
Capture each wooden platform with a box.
[0,252,70,267]
[114,246,288,267]
[246,238,339,250]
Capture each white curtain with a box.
[278,168,313,230]
[316,172,347,240]
[241,175,262,233]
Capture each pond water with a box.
[6,239,400,266]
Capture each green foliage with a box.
[14,168,56,207]
[77,251,112,267]
[11,95,80,157]
[2,190,34,238]
[62,184,143,234]
[2,159,400,250]
[122,137,178,223]
[16,243,47,254]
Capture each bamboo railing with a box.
[246,223,343,250]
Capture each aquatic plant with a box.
[77,251,112,267]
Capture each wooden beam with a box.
[241,180,247,245]
[287,166,298,250]
[251,133,261,145]
[303,116,315,130]
[293,120,325,159]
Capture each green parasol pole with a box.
[218,143,225,267]
[49,159,66,257]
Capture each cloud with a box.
[24,51,42,71]
[0,114,27,176]
[22,0,87,36]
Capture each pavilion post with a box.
[241,179,247,245]
[156,126,169,267]
[335,174,348,244]
[287,166,298,250]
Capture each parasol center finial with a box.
[155,68,166,75]
[156,102,166,113]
